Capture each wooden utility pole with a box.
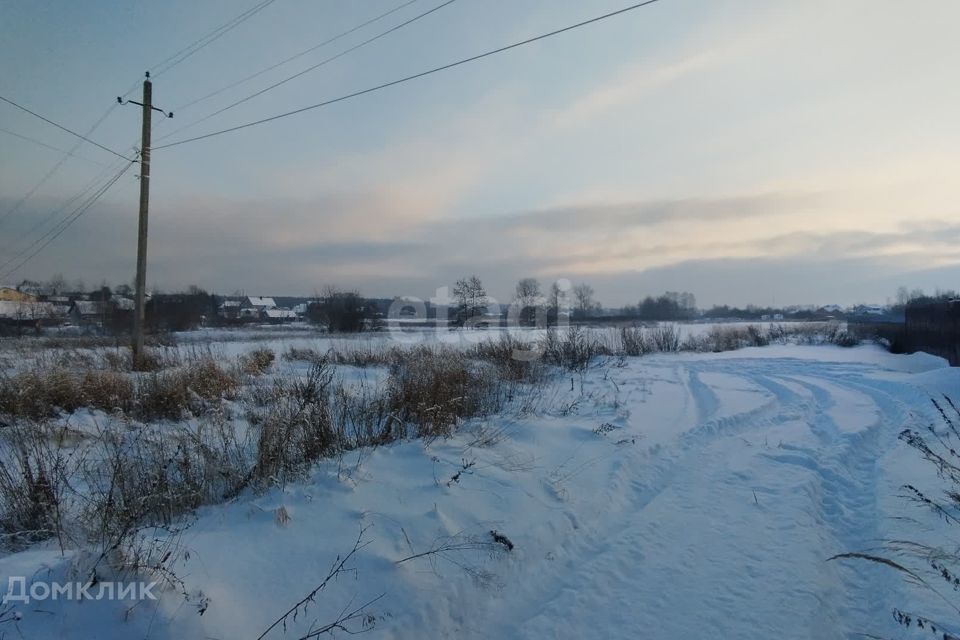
[132,74,152,364]
[120,72,171,365]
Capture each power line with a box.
[152,0,280,81]
[0,102,121,228]
[0,95,133,161]
[0,1,279,274]
[0,160,135,281]
[1,155,131,256]
[173,0,420,113]
[0,127,108,167]
[155,0,664,151]
[157,0,457,143]
[116,0,282,100]
[0,154,129,267]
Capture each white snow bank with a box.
[1,345,957,639]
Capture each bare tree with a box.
[572,283,596,320]
[452,276,487,326]
[308,285,370,333]
[514,278,541,326]
[547,282,560,312]
[546,280,572,326]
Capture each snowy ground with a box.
[1,341,958,639]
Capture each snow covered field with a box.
[1,334,958,639]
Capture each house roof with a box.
[220,300,242,308]
[71,300,102,315]
[0,301,64,319]
[247,296,276,308]
[264,308,297,319]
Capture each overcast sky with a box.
[1,0,958,306]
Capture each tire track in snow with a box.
[737,361,920,633]
[475,361,825,638]
[468,356,926,639]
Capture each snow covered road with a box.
[2,345,957,639]
[480,355,919,639]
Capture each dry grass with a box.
[540,327,605,372]
[683,325,768,352]
[467,334,545,382]
[0,423,65,549]
[0,320,866,562]
[618,325,649,356]
[0,413,251,554]
[0,351,242,422]
[387,347,498,440]
[252,360,338,486]
[679,323,859,353]
[239,347,276,376]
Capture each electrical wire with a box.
[0,102,122,228]
[155,0,664,150]
[0,160,136,280]
[156,0,458,144]
[0,0,280,269]
[0,127,109,167]
[117,0,281,100]
[1,155,131,257]
[0,96,132,161]
[172,0,420,112]
[153,0,279,78]
[0,153,129,264]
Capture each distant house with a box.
[17,283,47,297]
[68,300,107,326]
[0,300,63,324]
[237,297,277,320]
[218,299,242,319]
[292,302,311,317]
[244,296,276,309]
[264,308,297,324]
[0,287,37,303]
[46,296,72,317]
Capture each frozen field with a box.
[1,335,958,639]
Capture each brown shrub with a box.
[0,424,64,548]
[540,327,601,371]
[0,369,80,419]
[467,334,544,382]
[136,359,240,421]
[253,360,336,486]
[80,371,134,414]
[239,347,275,376]
[619,325,649,356]
[387,347,499,440]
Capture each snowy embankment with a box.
[1,342,958,639]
